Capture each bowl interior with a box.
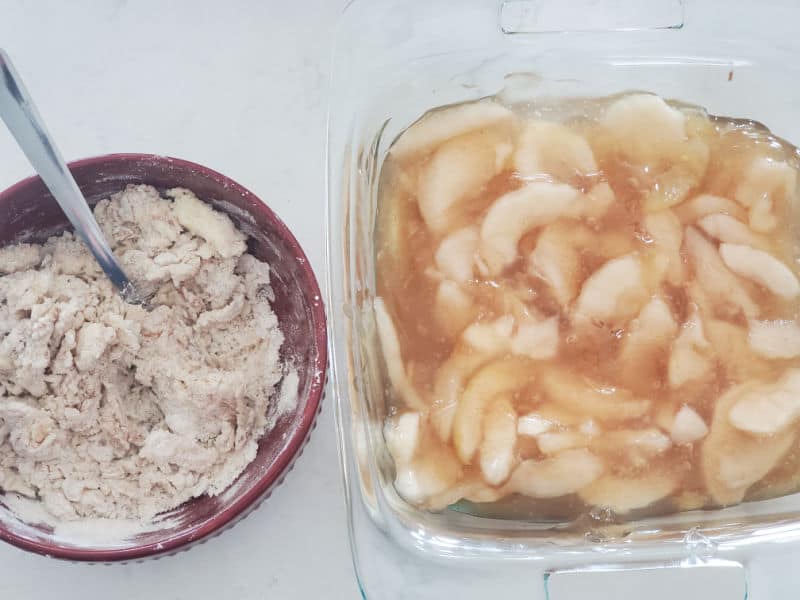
[0,154,326,560]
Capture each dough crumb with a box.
[0,185,286,522]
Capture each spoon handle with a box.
[0,49,133,294]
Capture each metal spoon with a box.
[0,49,148,305]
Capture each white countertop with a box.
[0,1,358,598]
[0,1,799,599]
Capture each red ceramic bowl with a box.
[0,154,327,561]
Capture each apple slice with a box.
[435,226,479,282]
[536,431,589,455]
[619,296,679,389]
[480,182,582,275]
[718,243,800,300]
[479,396,518,485]
[505,448,604,498]
[702,381,796,505]
[749,320,800,359]
[391,100,514,160]
[418,128,512,234]
[684,226,759,318]
[374,297,425,411]
[643,210,686,285]
[573,253,648,328]
[675,194,747,224]
[528,223,582,308]
[580,469,680,513]
[539,367,651,422]
[670,405,709,444]
[668,306,713,389]
[384,412,421,464]
[696,213,770,250]
[728,369,800,436]
[514,120,598,182]
[601,93,687,163]
[452,356,535,463]
[735,157,798,233]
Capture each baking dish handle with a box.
[545,559,747,600]
[499,0,685,34]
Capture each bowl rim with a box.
[0,153,328,562]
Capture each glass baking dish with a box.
[325,0,800,597]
